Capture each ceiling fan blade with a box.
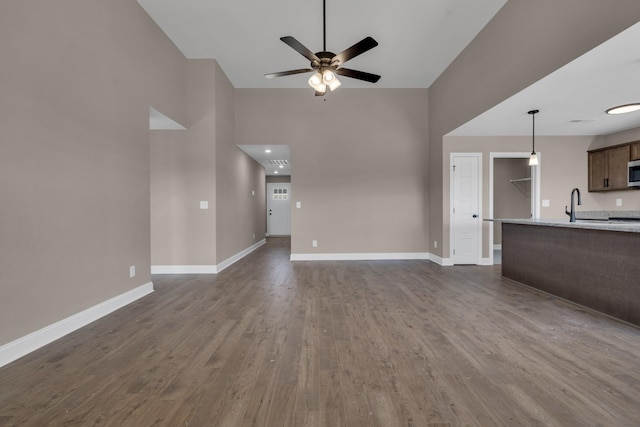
[280,36,320,62]
[265,68,315,79]
[335,68,381,83]
[332,36,378,65]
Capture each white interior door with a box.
[267,183,291,236]
[451,154,481,264]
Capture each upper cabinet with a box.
[631,142,640,161]
[588,144,630,191]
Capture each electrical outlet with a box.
[129,265,136,278]
[296,201,301,209]
[312,240,318,247]
[616,198,622,207]
[253,233,256,239]
[251,190,255,196]
[434,241,438,248]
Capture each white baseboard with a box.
[151,239,266,275]
[216,239,266,273]
[0,281,153,368]
[428,253,454,266]
[480,257,493,266]
[290,252,430,261]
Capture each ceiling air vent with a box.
[268,160,289,166]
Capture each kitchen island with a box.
[497,219,640,326]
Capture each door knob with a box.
[472,214,478,218]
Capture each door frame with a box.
[449,153,482,265]
[488,152,541,265]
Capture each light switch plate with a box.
[296,201,301,209]
[129,265,136,278]
[616,198,622,206]
[542,199,550,207]
[200,201,209,209]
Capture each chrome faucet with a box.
[565,188,582,222]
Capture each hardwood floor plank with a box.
[2,237,640,426]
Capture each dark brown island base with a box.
[498,219,640,326]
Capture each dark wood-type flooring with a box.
[1,237,640,426]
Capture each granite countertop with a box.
[486,218,640,233]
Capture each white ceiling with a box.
[137,0,508,89]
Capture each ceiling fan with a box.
[264,0,381,96]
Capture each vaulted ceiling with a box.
[137,0,508,89]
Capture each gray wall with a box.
[236,89,429,255]
[150,60,218,266]
[429,0,640,259]
[214,62,266,261]
[150,59,265,267]
[0,0,186,345]
[1,1,265,348]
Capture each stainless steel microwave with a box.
[629,159,640,188]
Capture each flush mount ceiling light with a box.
[528,109,539,166]
[606,103,640,115]
[264,0,380,96]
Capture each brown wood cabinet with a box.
[588,145,630,191]
[631,142,640,161]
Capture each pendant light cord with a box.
[528,109,539,153]
[532,112,535,153]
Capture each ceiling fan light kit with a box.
[265,0,380,96]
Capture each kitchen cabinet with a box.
[631,142,640,161]
[588,145,630,191]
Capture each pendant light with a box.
[528,109,539,166]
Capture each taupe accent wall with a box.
[236,89,429,255]
[0,0,186,345]
[429,0,640,258]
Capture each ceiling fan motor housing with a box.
[311,52,338,71]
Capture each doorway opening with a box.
[489,152,540,265]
